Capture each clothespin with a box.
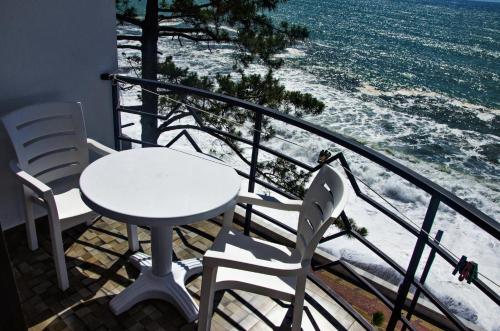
[317,150,332,164]
[467,262,478,284]
[452,256,479,284]
[459,262,473,282]
[452,256,467,275]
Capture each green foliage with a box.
[116,0,136,18]
[258,158,311,198]
[117,0,323,137]
[154,56,321,140]
[333,217,368,237]
[158,56,213,90]
[372,311,385,326]
[117,0,309,68]
[216,70,324,116]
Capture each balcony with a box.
[0,3,498,328]
[2,71,497,331]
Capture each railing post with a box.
[402,230,444,331]
[244,112,263,236]
[387,196,440,330]
[339,153,362,195]
[111,78,122,151]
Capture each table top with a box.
[80,148,241,226]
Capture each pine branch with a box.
[159,28,231,43]
[158,3,212,13]
[158,27,227,42]
[117,35,142,41]
[158,26,208,33]
[116,13,143,27]
[157,113,192,131]
[118,45,163,55]
[117,44,141,51]
[159,14,200,21]
[159,32,212,42]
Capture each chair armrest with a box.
[203,249,305,277]
[87,138,116,156]
[9,161,52,199]
[237,190,302,212]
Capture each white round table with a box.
[79,147,241,321]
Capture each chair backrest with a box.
[1,102,89,184]
[296,165,348,262]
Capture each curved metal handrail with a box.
[108,74,498,239]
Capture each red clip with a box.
[458,262,473,282]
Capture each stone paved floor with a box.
[7,217,366,331]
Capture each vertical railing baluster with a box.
[111,78,122,151]
[387,196,440,330]
[244,112,263,236]
[339,153,362,195]
[402,230,444,331]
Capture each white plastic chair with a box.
[1,102,139,290]
[197,165,348,331]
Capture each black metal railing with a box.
[102,73,499,331]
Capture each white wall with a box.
[0,0,118,229]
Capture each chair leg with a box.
[222,204,235,228]
[291,273,307,331]
[126,224,139,252]
[48,216,69,291]
[197,266,218,331]
[22,192,38,251]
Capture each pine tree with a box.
[116,0,327,196]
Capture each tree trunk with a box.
[140,0,159,145]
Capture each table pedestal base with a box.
[109,252,202,322]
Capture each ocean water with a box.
[116,0,499,329]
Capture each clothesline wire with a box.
[113,76,500,289]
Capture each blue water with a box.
[266,0,500,198]
[274,0,500,126]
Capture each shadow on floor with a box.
[8,217,349,330]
